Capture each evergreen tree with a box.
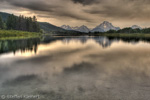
[6,14,17,30]
[6,14,41,32]
[0,16,4,29]
[32,16,40,32]
[28,17,33,32]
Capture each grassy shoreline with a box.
[0,30,42,40]
[1,30,150,40]
[96,33,150,38]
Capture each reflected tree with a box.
[0,38,40,54]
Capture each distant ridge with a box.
[0,12,11,21]
[39,22,66,33]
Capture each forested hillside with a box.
[105,27,150,34]
[0,14,40,32]
[0,12,68,33]
[0,12,10,21]
[39,22,66,33]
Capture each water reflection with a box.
[0,36,150,100]
[0,38,40,55]
[1,36,150,55]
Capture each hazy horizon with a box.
[0,0,150,28]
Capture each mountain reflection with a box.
[1,36,150,55]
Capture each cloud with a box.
[1,0,150,27]
[83,0,150,22]
[71,0,99,5]
[63,62,96,74]
[1,0,60,12]
[0,0,92,22]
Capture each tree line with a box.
[91,27,150,34]
[105,27,150,34]
[0,14,40,32]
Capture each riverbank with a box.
[0,30,41,40]
[96,33,150,38]
[1,30,150,40]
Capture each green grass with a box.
[98,33,150,38]
[2,30,150,40]
[0,30,42,40]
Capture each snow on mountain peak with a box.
[61,25,90,33]
[91,21,120,32]
[77,25,90,33]
[61,25,72,30]
[61,21,120,33]
[131,25,142,29]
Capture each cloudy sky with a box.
[0,0,150,28]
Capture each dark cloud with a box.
[84,0,150,20]
[3,0,60,12]
[71,0,99,5]
[0,0,92,22]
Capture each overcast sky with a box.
[0,0,150,28]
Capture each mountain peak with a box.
[131,25,142,29]
[103,21,110,24]
[77,25,90,33]
[81,25,86,27]
[91,21,120,32]
[61,25,72,30]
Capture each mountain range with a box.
[61,25,90,33]
[0,12,143,33]
[61,21,143,33]
[61,21,121,33]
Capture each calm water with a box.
[0,36,150,100]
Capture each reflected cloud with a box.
[63,62,97,74]
[1,36,150,99]
[2,74,39,87]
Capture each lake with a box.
[0,36,150,100]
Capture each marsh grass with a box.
[0,30,41,40]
